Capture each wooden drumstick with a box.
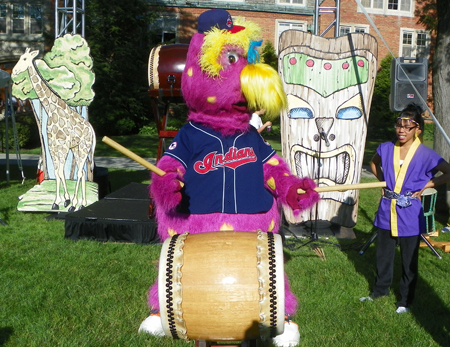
[102,136,384,194]
[102,136,166,175]
[102,136,185,188]
[297,181,386,194]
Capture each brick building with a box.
[0,0,54,73]
[0,1,429,72]
[150,0,430,65]
[0,0,430,107]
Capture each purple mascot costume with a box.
[139,9,319,347]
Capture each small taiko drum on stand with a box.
[148,44,189,98]
[148,44,188,161]
[158,231,285,342]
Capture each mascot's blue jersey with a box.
[164,121,276,214]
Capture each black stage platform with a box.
[64,182,159,244]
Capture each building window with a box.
[361,0,384,9]
[150,14,177,43]
[0,4,6,33]
[30,5,42,34]
[12,4,25,34]
[360,0,413,16]
[339,24,369,36]
[400,29,430,58]
[276,20,307,52]
[278,21,306,36]
[278,0,305,5]
[0,3,42,36]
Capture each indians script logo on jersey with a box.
[194,147,257,173]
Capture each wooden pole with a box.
[297,181,386,194]
[102,136,166,176]
[102,136,385,194]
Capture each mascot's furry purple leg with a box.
[139,9,319,347]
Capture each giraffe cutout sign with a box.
[11,34,97,212]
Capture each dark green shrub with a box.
[261,41,278,71]
[368,55,398,140]
[138,124,158,136]
[0,112,39,150]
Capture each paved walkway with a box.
[0,153,375,177]
[0,153,156,171]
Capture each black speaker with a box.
[390,57,428,112]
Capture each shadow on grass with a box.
[411,276,450,346]
[343,237,450,346]
[324,188,450,346]
[341,226,450,346]
[0,326,13,346]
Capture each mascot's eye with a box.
[227,52,239,64]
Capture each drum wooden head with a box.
[148,44,189,96]
[158,231,285,341]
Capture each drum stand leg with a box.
[420,233,442,259]
[359,230,378,255]
[359,230,442,259]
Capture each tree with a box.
[85,0,158,136]
[416,0,450,211]
[367,55,397,140]
[432,1,450,162]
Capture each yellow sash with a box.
[390,137,421,236]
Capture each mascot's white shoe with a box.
[272,317,300,347]
[138,311,165,336]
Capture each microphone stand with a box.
[296,128,340,250]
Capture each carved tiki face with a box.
[278,31,378,227]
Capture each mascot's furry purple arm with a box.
[140,9,319,346]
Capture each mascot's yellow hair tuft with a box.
[200,18,261,77]
[241,63,287,120]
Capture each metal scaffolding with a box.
[0,69,24,185]
[55,0,85,38]
[314,0,341,37]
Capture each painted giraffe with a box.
[12,48,95,212]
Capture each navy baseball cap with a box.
[197,9,244,34]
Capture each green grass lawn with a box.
[1,172,450,346]
[1,132,450,346]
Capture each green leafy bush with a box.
[138,124,158,136]
[368,55,398,140]
[0,112,39,149]
[261,41,278,71]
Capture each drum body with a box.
[158,231,285,341]
[148,44,189,94]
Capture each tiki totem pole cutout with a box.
[278,31,378,228]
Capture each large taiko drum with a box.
[158,231,285,341]
[148,44,189,94]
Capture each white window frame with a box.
[399,28,430,59]
[29,4,43,34]
[358,0,414,17]
[150,13,179,44]
[339,24,370,36]
[0,4,7,34]
[0,3,43,37]
[275,20,307,53]
[12,3,25,34]
[277,0,306,6]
